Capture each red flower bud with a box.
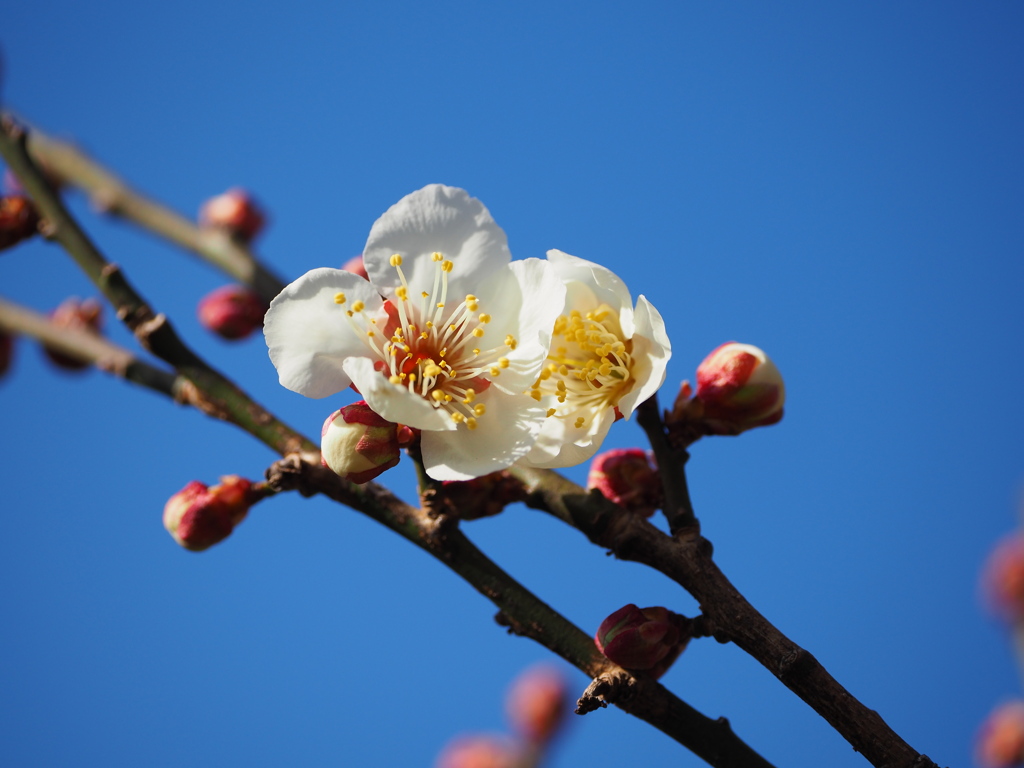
[198,188,266,242]
[0,195,40,251]
[505,664,568,745]
[435,735,521,768]
[441,471,526,520]
[587,448,662,517]
[44,297,103,371]
[977,701,1024,768]
[197,284,267,340]
[321,400,401,483]
[982,535,1024,623]
[594,604,690,679]
[341,254,369,280]
[163,475,262,551]
[0,330,14,379]
[695,342,785,433]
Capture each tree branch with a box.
[22,122,286,306]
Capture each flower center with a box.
[335,253,518,430]
[529,305,633,430]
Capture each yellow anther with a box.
[439,347,447,357]
[420,332,428,340]
[367,331,376,338]
[498,357,510,368]
[490,367,501,376]
[473,404,486,416]
[472,328,485,338]
[557,394,566,403]
[421,291,429,298]
[437,302,445,309]
[389,375,402,384]
[557,380,566,392]
[465,417,478,430]
[334,292,346,305]
[505,335,518,350]
[574,417,585,428]
[442,260,454,272]
[444,394,452,402]
[558,365,569,376]
[546,408,557,417]
[424,364,443,378]
[530,389,542,402]
[396,286,409,301]
[539,369,551,380]
[346,310,354,317]
[352,300,365,313]
[463,389,476,402]
[432,252,444,262]
[472,348,481,355]
[390,254,403,267]
[478,313,491,323]
[451,412,465,423]
[431,390,445,402]
[408,373,417,383]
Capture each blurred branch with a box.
[265,456,777,768]
[0,114,314,459]
[507,462,943,768]
[21,123,286,306]
[0,295,182,397]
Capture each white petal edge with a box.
[546,249,635,337]
[264,268,384,399]
[421,389,546,481]
[519,407,617,469]
[342,356,455,432]
[364,185,511,299]
[616,294,671,418]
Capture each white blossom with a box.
[264,185,566,481]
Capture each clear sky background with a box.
[1,3,1022,767]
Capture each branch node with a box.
[575,671,637,715]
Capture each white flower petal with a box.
[364,185,511,298]
[421,389,546,481]
[546,249,635,335]
[342,356,455,432]
[616,294,671,418]
[475,258,566,393]
[521,408,616,469]
[264,268,384,399]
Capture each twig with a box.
[0,114,314,460]
[508,463,944,768]
[22,124,286,306]
[265,456,778,768]
[0,295,182,398]
[637,394,698,535]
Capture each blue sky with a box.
[2,2,1023,766]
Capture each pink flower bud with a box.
[163,475,262,551]
[594,604,690,679]
[0,330,14,379]
[505,664,568,745]
[198,188,266,242]
[587,448,662,517]
[435,735,521,768]
[695,342,785,433]
[44,297,103,371]
[197,284,267,340]
[982,535,1024,623]
[441,471,526,520]
[0,195,40,251]
[977,701,1024,768]
[321,400,401,483]
[341,254,369,280]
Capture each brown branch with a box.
[265,456,778,768]
[22,123,286,306]
[0,114,314,460]
[507,462,945,768]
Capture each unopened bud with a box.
[695,342,785,433]
[982,535,1024,623]
[441,471,526,520]
[163,475,262,551]
[587,448,662,517]
[505,664,568,745]
[977,701,1024,768]
[342,254,369,280]
[199,188,266,242]
[321,400,401,483]
[594,604,690,679]
[198,284,267,340]
[0,195,40,251]
[0,330,14,378]
[44,297,103,371]
[435,735,521,768]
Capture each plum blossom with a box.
[521,250,671,468]
[264,185,566,481]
